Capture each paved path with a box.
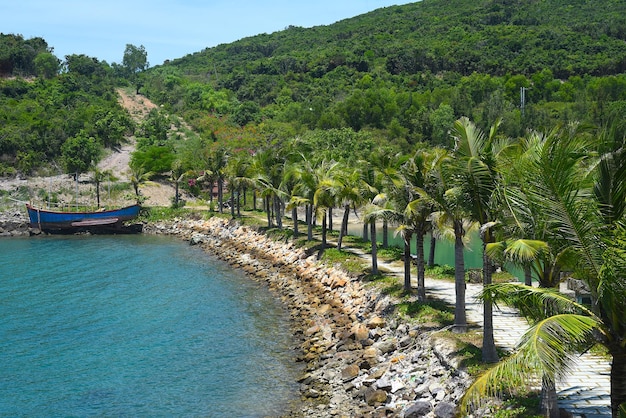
[421,275,612,417]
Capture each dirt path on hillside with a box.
[0,89,175,208]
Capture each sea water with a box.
[0,235,300,417]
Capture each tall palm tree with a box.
[430,147,471,333]
[206,146,228,213]
[224,151,253,218]
[452,116,509,362]
[90,167,113,208]
[463,124,626,417]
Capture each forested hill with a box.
[169,0,626,78]
[140,0,626,149]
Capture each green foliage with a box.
[426,264,456,278]
[130,145,174,175]
[138,0,626,144]
[395,299,454,325]
[61,131,101,176]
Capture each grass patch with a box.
[320,248,365,274]
[426,264,455,280]
[396,299,454,326]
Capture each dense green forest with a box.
[139,0,626,152]
[2,0,626,176]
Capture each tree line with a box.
[159,115,624,417]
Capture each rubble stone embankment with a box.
[145,217,475,418]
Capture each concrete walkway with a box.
[421,275,612,417]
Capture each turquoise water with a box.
[0,235,300,417]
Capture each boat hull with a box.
[26,204,142,233]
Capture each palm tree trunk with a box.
[274,196,283,229]
[328,207,333,232]
[363,223,369,241]
[453,221,467,333]
[610,347,626,416]
[382,219,389,248]
[321,211,327,250]
[209,181,215,211]
[307,205,313,241]
[337,204,350,250]
[540,376,559,418]
[292,206,299,239]
[524,264,533,286]
[218,178,224,214]
[403,233,413,293]
[252,190,257,211]
[371,221,378,275]
[482,234,499,363]
[236,188,241,217]
[266,196,272,227]
[230,191,235,218]
[416,227,426,302]
[96,181,101,208]
[428,234,436,267]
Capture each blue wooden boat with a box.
[26,203,142,233]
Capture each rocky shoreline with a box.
[144,217,480,418]
[1,212,484,417]
[0,210,38,237]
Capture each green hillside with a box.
[139,0,626,149]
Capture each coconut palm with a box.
[452,116,511,362]
[429,146,472,333]
[90,167,113,208]
[224,151,253,217]
[206,146,229,213]
[463,124,626,417]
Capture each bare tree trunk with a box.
[524,264,533,286]
[337,204,350,250]
[610,347,626,417]
[416,228,426,302]
[540,376,559,418]
[307,205,313,241]
[218,178,224,214]
[428,234,436,267]
[274,196,283,229]
[230,190,235,218]
[403,233,413,293]
[453,221,467,333]
[370,221,378,275]
[382,219,389,248]
[482,234,499,363]
[321,211,327,250]
[328,207,333,232]
[266,196,272,227]
[292,206,299,240]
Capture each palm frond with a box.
[480,282,597,321]
[462,313,599,414]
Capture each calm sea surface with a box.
[0,235,300,417]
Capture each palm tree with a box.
[206,146,228,213]
[224,152,253,217]
[429,147,471,333]
[452,117,510,362]
[90,167,113,208]
[463,124,626,417]
[128,164,153,202]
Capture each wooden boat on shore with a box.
[26,203,142,234]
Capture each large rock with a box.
[403,401,433,417]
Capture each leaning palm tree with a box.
[463,123,626,417]
[128,163,153,202]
